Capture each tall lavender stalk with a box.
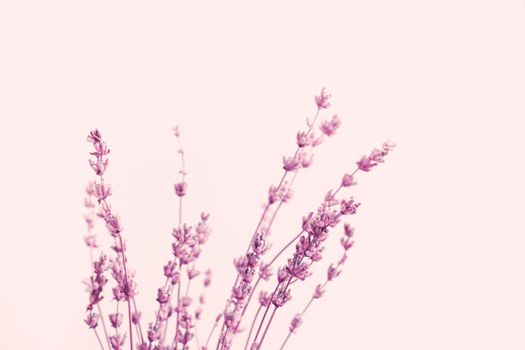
[83,182,112,350]
[86,129,140,350]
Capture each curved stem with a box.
[96,303,112,350]
[258,306,277,349]
[173,265,182,350]
[94,328,106,350]
[269,230,304,267]
[280,274,333,350]
[115,233,134,350]
[205,318,220,350]
[215,323,225,350]
[243,304,263,350]
[279,331,292,350]
[251,283,279,347]
[195,326,201,350]
[185,277,192,298]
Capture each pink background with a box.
[1,1,525,349]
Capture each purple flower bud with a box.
[327,264,342,281]
[296,131,310,147]
[174,182,187,196]
[90,141,110,157]
[344,223,355,238]
[289,314,303,333]
[87,129,103,144]
[84,235,98,248]
[89,159,109,176]
[148,324,160,342]
[302,213,313,232]
[187,266,200,280]
[157,288,170,304]
[105,215,122,237]
[94,182,112,202]
[340,198,360,215]
[112,286,125,301]
[383,140,396,152]
[282,156,301,171]
[195,307,203,320]
[232,282,251,300]
[170,270,181,285]
[110,237,126,252]
[281,187,294,203]
[313,284,325,299]
[312,134,324,147]
[110,334,125,350]
[203,269,212,287]
[320,115,341,136]
[173,125,180,137]
[299,152,314,168]
[277,267,288,283]
[132,311,141,325]
[181,296,193,308]
[84,312,99,329]
[340,237,354,251]
[369,148,386,163]
[341,174,357,187]
[201,212,210,222]
[272,288,291,307]
[268,185,279,204]
[164,260,177,278]
[109,313,123,328]
[315,87,331,109]
[310,247,324,262]
[251,234,267,255]
[259,263,272,281]
[258,291,272,307]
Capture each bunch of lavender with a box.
[83,128,213,350]
[81,88,395,350]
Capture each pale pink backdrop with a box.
[1,1,524,349]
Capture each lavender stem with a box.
[94,328,106,350]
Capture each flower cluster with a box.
[357,141,396,172]
[84,254,109,311]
